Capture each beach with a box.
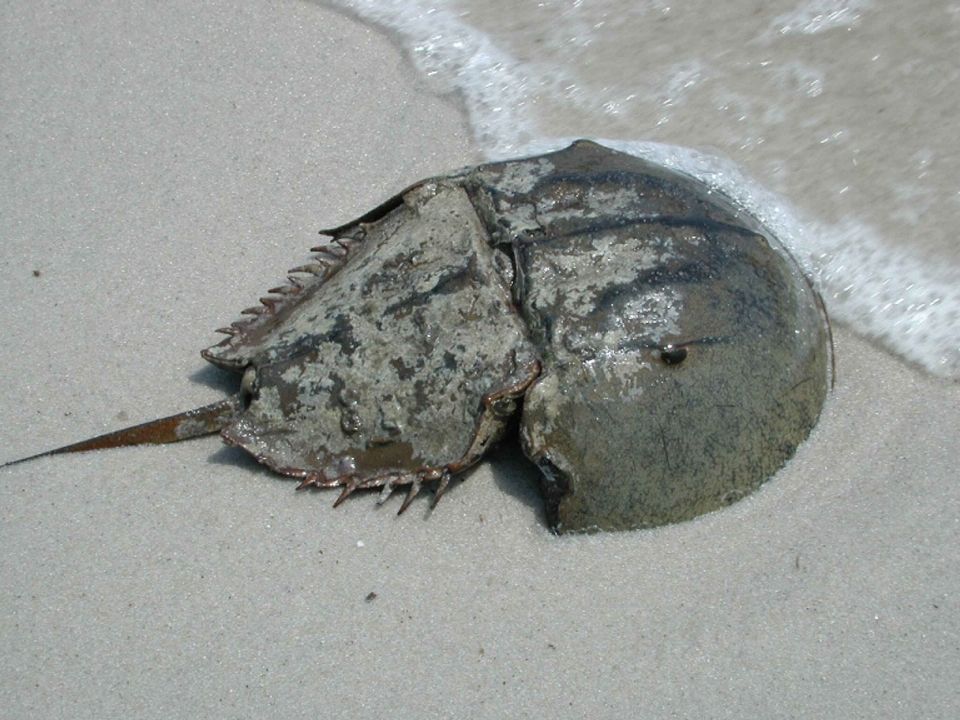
[2,1,958,717]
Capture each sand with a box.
[2,1,958,718]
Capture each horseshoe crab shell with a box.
[3,140,830,533]
[466,141,830,532]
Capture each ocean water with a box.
[328,0,960,378]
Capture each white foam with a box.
[330,0,960,379]
[763,0,875,39]
[328,0,537,155]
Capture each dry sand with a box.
[2,1,958,718]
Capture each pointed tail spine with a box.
[1,394,243,469]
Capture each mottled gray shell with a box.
[203,140,829,533]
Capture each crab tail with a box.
[1,395,243,469]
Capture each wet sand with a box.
[2,2,958,718]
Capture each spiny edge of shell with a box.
[204,231,366,356]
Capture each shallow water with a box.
[329,0,960,378]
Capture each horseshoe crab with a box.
[3,140,830,533]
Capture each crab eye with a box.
[240,365,259,405]
[659,345,688,365]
